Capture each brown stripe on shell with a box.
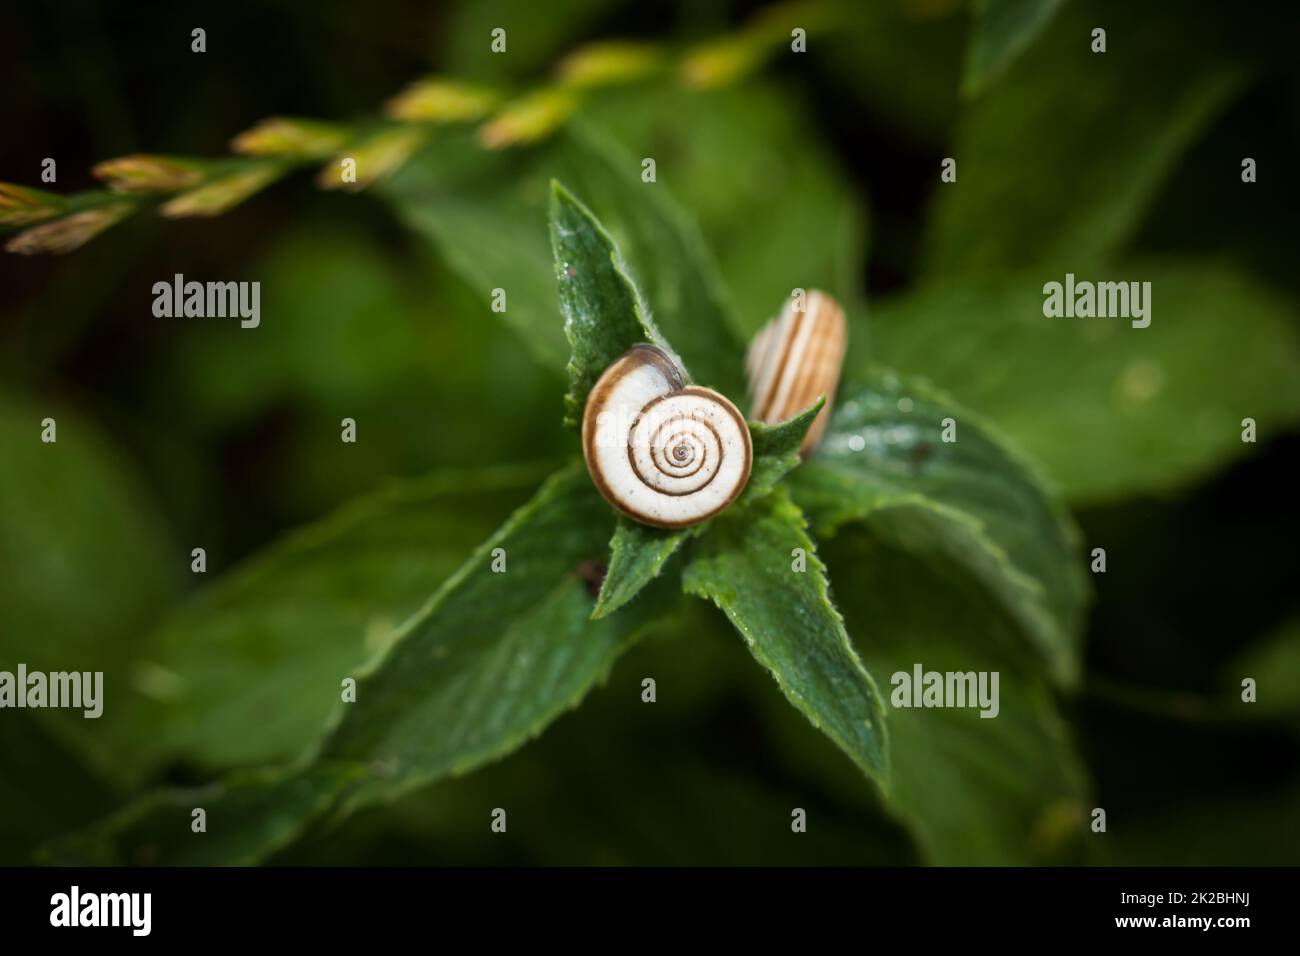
[672,386,750,512]
[629,391,718,497]
[752,302,805,423]
[746,291,847,456]
[788,299,838,447]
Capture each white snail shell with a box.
[746,290,847,456]
[582,344,752,529]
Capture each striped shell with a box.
[582,344,752,528]
[746,290,847,456]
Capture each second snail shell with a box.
[582,345,752,529]
[746,290,847,456]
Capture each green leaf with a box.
[278,620,919,866]
[871,262,1300,502]
[592,517,696,620]
[550,181,676,424]
[51,463,677,864]
[99,463,552,781]
[790,370,1085,684]
[0,391,176,788]
[317,463,672,804]
[682,488,889,784]
[962,0,1067,97]
[742,398,823,504]
[41,763,367,867]
[925,0,1248,277]
[0,391,175,673]
[823,525,1090,865]
[378,122,745,397]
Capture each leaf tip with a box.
[549,178,576,207]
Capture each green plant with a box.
[5,0,1300,868]
[34,174,1088,865]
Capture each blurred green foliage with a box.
[99,463,553,783]
[792,370,1086,683]
[872,264,1300,501]
[587,81,867,331]
[2,0,1298,866]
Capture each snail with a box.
[746,289,847,456]
[582,344,752,528]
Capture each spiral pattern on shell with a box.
[746,289,847,456]
[582,344,752,528]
